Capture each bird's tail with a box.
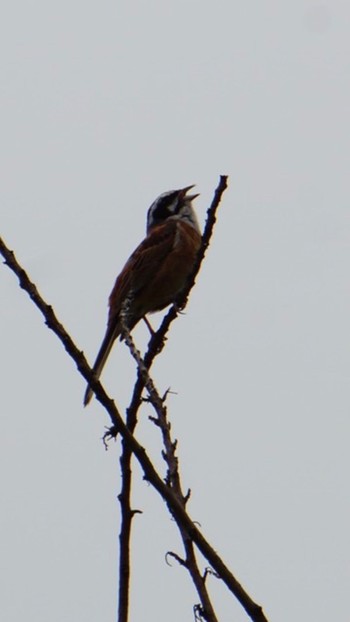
[83,323,120,406]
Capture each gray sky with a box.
[1,1,349,620]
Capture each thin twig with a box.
[121,322,219,620]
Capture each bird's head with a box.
[146,185,200,235]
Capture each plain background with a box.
[1,1,349,620]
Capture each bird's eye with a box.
[151,192,179,222]
[151,203,171,221]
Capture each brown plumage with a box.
[84,186,201,406]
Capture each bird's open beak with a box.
[179,184,200,201]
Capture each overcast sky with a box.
[1,1,349,621]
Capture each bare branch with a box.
[1,176,270,621]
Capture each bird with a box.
[83,185,201,406]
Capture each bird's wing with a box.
[107,220,178,326]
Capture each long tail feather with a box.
[83,323,120,406]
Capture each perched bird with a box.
[84,185,201,405]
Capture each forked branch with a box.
[1,176,269,622]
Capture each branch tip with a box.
[165,550,187,568]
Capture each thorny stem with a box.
[119,321,219,621]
